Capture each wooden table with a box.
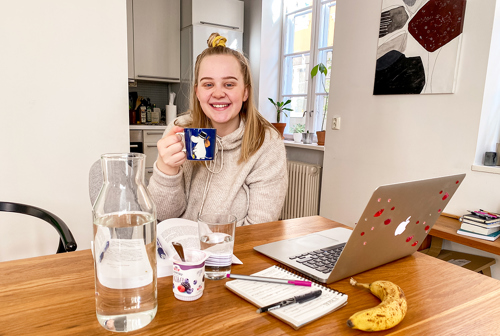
[2,216,500,335]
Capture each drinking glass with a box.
[198,214,237,280]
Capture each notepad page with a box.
[226,265,348,329]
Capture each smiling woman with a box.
[147,33,288,227]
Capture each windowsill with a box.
[471,164,500,175]
[283,140,325,151]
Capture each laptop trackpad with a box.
[286,234,340,253]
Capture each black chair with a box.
[0,202,77,253]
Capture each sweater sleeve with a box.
[241,135,288,225]
[147,161,187,221]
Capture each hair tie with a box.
[212,35,227,47]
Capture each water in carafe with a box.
[93,153,157,332]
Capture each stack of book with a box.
[457,211,500,241]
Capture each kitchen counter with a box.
[130,124,167,130]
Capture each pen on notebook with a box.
[467,210,497,220]
[479,209,500,218]
[256,290,323,313]
[226,273,312,287]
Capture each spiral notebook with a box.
[225,265,348,330]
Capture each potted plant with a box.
[290,123,305,143]
[268,98,292,139]
[310,63,329,146]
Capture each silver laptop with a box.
[254,174,466,283]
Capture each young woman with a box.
[148,33,288,226]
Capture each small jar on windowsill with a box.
[302,132,314,144]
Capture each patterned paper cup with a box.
[171,250,209,301]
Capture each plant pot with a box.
[272,123,286,139]
[316,130,326,146]
[302,132,314,144]
[293,133,302,143]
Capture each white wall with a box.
[475,0,500,164]
[257,0,283,121]
[0,0,129,261]
[321,0,500,277]
[243,0,262,103]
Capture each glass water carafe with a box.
[92,153,157,332]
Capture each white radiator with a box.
[280,161,322,220]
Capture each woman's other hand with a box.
[156,126,186,175]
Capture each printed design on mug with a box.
[191,130,211,160]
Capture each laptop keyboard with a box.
[289,243,346,274]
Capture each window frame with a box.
[279,0,336,136]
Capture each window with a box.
[280,0,336,135]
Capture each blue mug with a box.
[182,128,216,161]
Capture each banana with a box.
[346,277,407,332]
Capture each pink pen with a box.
[226,273,312,286]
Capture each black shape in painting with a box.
[373,50,426,95]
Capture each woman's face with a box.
[195,54,249,136]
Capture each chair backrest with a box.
[0,202,77,254]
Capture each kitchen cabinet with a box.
[128,0,180,83]
[143,129,165,184]
[129,126,166,184]
[181,0,244,32]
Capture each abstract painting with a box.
[373,0,467,95]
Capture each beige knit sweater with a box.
[147,117,288,226]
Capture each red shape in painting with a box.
[425,225,430,231]
[384,219,392,225]
[411,241,419,247]
[416,221,420,224]
[442,192,449,201]
[374,209,385,217]
[439,190,443,194]
[408,0,467,52]
[456,180,459,184]
[361,232,365,236]
[406,235,414,242]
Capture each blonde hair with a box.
[177,32,278,163]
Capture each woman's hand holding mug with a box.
[156,126,186,176]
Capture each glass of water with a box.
[198,213,237,280]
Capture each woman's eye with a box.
[225,83,235,88]
[203,83,213,88]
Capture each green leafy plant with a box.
[290,123,305,134]
[268,98,293,123]
[310,63,329,131]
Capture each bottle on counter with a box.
[152,106,160,124]
[146,106,152,123]
[140,106,147,124]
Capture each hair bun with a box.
[207,32,227,48]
